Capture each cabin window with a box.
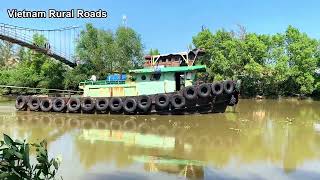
[186,72,192,80]
[151,73,161,81]
[141,75,146,80]
[183,55,187,60]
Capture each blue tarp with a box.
[106,73,127,81]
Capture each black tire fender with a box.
[211,82,224,96]
[155,94,170,109]
[67,98,81,112]
[109,97,123,112]
[171,94,186,109]
[183,86,197,100]
[52,98,66,112]
[40,98,53,112]
[197,83,211,98]
[15,96,27,110]
[95,98,109,111]
[28,97,40,111]
[137,95,151,112]
[223,80,235,94]
[81,97,95,112]
[123,98,137,113]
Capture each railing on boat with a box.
[79,80,126,86]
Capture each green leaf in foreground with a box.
[0,134,61,179]
[3,134,14,146]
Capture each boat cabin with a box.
[79,65,206,97]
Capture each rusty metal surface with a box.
[111,87,125,97]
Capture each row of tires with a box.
[15,81,236,114]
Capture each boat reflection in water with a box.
[78,117,212,179]
[1,99,320,179]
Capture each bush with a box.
[0,134,61,179]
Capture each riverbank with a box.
[240,94,320,101]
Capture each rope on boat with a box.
[0,85,83,94]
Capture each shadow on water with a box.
[0,99,320,179]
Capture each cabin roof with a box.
[144,48,205,60]
[129,65,206,74]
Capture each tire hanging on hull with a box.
[223,80,235,94]
[95,98,109,112]
[40,98,53,112]
[28,97,40,111]
[67,98,81,112]
[183,86,197,100]
[197,83,211,98]
[211,82,223,96]
[123,98,137,114]
[171,94,186,109]
[155,94,170,110]
[15,96,27,110]
[81,97,95,113]
[137,95,152,112]
[52,98,66,112]
[109,97,123,112]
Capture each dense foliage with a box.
[64,23,144,89]
[193,26,320,97]
[148,48,160,56]
[0,134,60,179]
[0,23,144,92]
[0,34,66,90]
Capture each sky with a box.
[0,0,320,54]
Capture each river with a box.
[0,97,320,179]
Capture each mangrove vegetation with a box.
[193,25,320,97]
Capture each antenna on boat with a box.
[122,15,127,28]
[201,25,206,31]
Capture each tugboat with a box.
[15,49,239,114]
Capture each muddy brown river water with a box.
[0,98,320,180]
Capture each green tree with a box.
[17,47,27,62]
[285,26,318,94]
[148,48,160,56]
[115,26,144,71]
[1,34,67,90]
[193,29,243,81]
[63,64,93,89]
[75,23,144,78]
[0,41,16,67]
[192,25,320,97]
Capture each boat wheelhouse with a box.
[79,65,206,97]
